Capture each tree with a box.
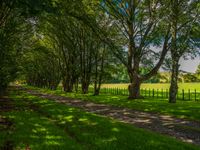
[101,0,171,99]
[195,64,200,81]
[0,0,56,93]
[0,0,31,94]
[169,0,200,103]
[196,64,200,74]
[23,44,61,90]
[29,1,112,94]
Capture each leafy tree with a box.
[101,0,171,99]
[195,64,200,74]
[0,0,32,94]
[168,0,200,103]
[28,1,112,95]
[195,64,200,81]
[0,0,56,93]
[182,73,198,83]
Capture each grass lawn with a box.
[101,83,200,91]
[25,86,200,122]
[0,88,200,150]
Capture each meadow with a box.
[101,83,200,91]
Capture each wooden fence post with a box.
[188,89,190,101]
[153,89,155,98]
[195,89,197,101]
[166,89,168,98]
[176,90,178,100]
[149,89,151,97]
[157,89,158,98]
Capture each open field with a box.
[1,87,199,149]
[101,83,200,91]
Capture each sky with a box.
[179,57,200,73]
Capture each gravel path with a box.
[25,89,200,146]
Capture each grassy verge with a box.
[1,88,200,149]
[101,83,200,91]
[25,86,200,122]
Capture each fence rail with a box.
[100,87,200,101]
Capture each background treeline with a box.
[0,0,200,103]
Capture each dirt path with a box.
[24,88,200,146]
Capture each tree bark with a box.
[128,73,142,99]
[62,77,73,92]
[169,59,179,103]
[81,81,89,94]
[169,0,179,103]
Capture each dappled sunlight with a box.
[1,87,199,150]
[111,127,120,132]
[64,115,74,122]
[78,118,88,122]
[4,111,81,150]
[99,136,118,143]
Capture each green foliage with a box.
[0,0,199,97]
[182,73,199,83]
[0,1,31,93]
[195,64,200,81]
[23,44,61,89]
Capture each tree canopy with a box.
[0,0,199,102]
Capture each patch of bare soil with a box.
[25,89,200,146]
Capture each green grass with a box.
[26,86,200,122]
[101,83,200,91]
[0,89,200,149]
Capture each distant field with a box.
[101,83,200,91]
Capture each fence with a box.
[100,87,200,101]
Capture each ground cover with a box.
[1,87,200,149]
[25,86,200,122]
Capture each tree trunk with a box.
[62,77,73,92]
[82,82,89,94]
[94,88,100,96]
[169,0,179,103]
[66,79,73,92]
[75,79,79,93]
[128,74,142,99]
[94,79,98,95]
[169,59,179,103]
[63,80,67,92]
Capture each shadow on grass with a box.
[38,87,200,122]
[3,110,82,150]
[4,89,199,150]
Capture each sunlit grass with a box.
[1,102,82,150]
[26,86,200,122]
[1,89,200,149]
[101,83,200,91]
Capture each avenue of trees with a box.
[0,0,199,103]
